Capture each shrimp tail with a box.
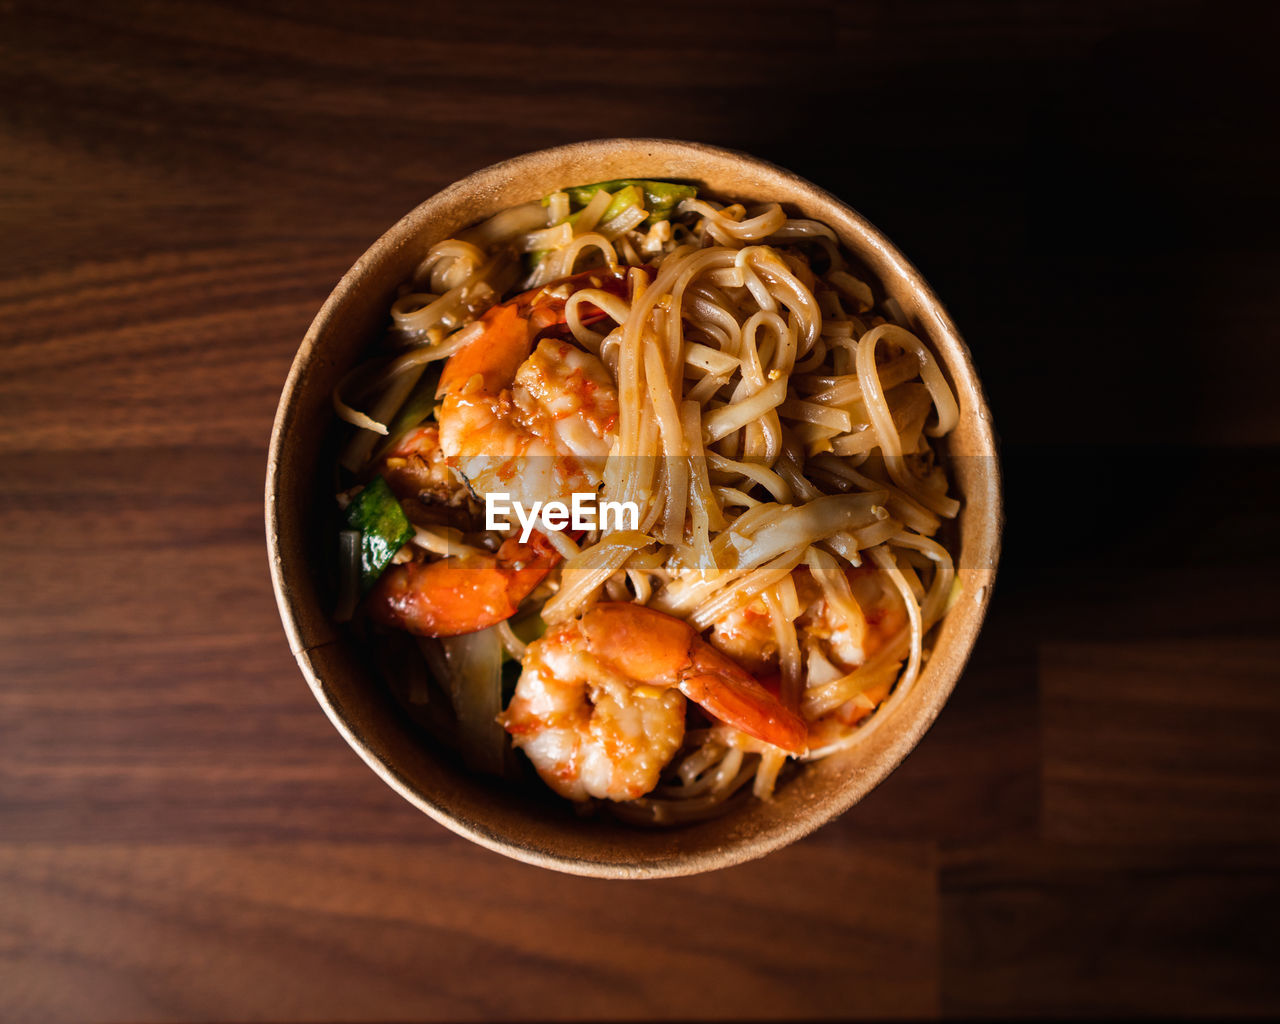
[580,603,809,756]
[437,301,532,399]
[681,640,809,756]
[368,533,558,637]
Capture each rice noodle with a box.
[334,178,964,824]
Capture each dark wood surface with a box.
[3,1,1278,1020]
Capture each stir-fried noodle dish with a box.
[333,179,961,825]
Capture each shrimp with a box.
[439,335,619,511]
[369,531,559,637]
[437,268,634,513]
[499,603,808,801]
[802,567,907,670]
[376,423,457,508]
[434,266,631,401]
[710,566,907,727]
[367,270,627,637]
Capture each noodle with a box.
[333,180,963,823]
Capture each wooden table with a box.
[3,1,1277,1020]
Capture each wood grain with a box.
[2,0,1278,1019]
[942,843,1280,1018]
[1043,639,1280,845]
[1,841,938,1022]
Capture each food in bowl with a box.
[330,178,960,825]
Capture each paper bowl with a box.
[266,139,1001,878]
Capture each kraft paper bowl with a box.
[266,139,1002,878]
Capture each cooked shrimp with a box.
[712,567,905,673]
[368,531,559,637]
[440,336,619,511]
[707,600,781,676]
[802,567,907,669]
[435,266,631,400]
[437,268,626,509]
[367,271,626,637]
[499,603,808,801]
[376,423,456,506]
[709,567,907,757]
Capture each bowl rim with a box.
[266,137,1003,878]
